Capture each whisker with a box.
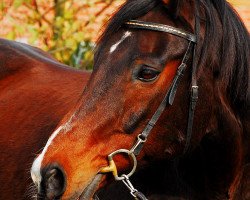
[25,182,39,200]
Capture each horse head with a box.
[31,0,249,199]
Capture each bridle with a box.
[99,19,199,200]
[100,19,198,199]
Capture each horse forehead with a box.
[109,31,132,53]
[138,31,167,54]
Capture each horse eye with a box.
[137,66,160,82]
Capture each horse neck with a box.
[184,78,246,198]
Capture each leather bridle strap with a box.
[100,20,199,200]
[125,20,198,155]
[130,41,193,156]
[183,1,200,153]
[125,20,197,43]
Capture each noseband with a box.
[100,20,199,200]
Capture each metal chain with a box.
[121,175,148,200]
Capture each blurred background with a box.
[0,0,249,70]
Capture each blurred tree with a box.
[1,0,247,69]
[0,0,123,69]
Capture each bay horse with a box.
[31,0,249,199]
[0,38,90,200]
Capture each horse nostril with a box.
[41,163,66,199]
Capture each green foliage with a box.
[13,0,31,8]
[0,0,119,69]
[70,41,94,70]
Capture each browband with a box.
[125,20,197,43]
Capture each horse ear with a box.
[162,0,170,3]
[162,0,196,24]
[161,0,180,16]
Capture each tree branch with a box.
[23,3,52,26]
[83,0,115,27]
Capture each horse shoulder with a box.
[0,38,91,148]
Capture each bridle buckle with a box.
[130,134,147,156]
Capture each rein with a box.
[100,19,199,200]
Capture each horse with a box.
[30,0,250,199]
[0,38,90,200]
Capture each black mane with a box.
[197,0,250,108]
[96,0,250,108]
